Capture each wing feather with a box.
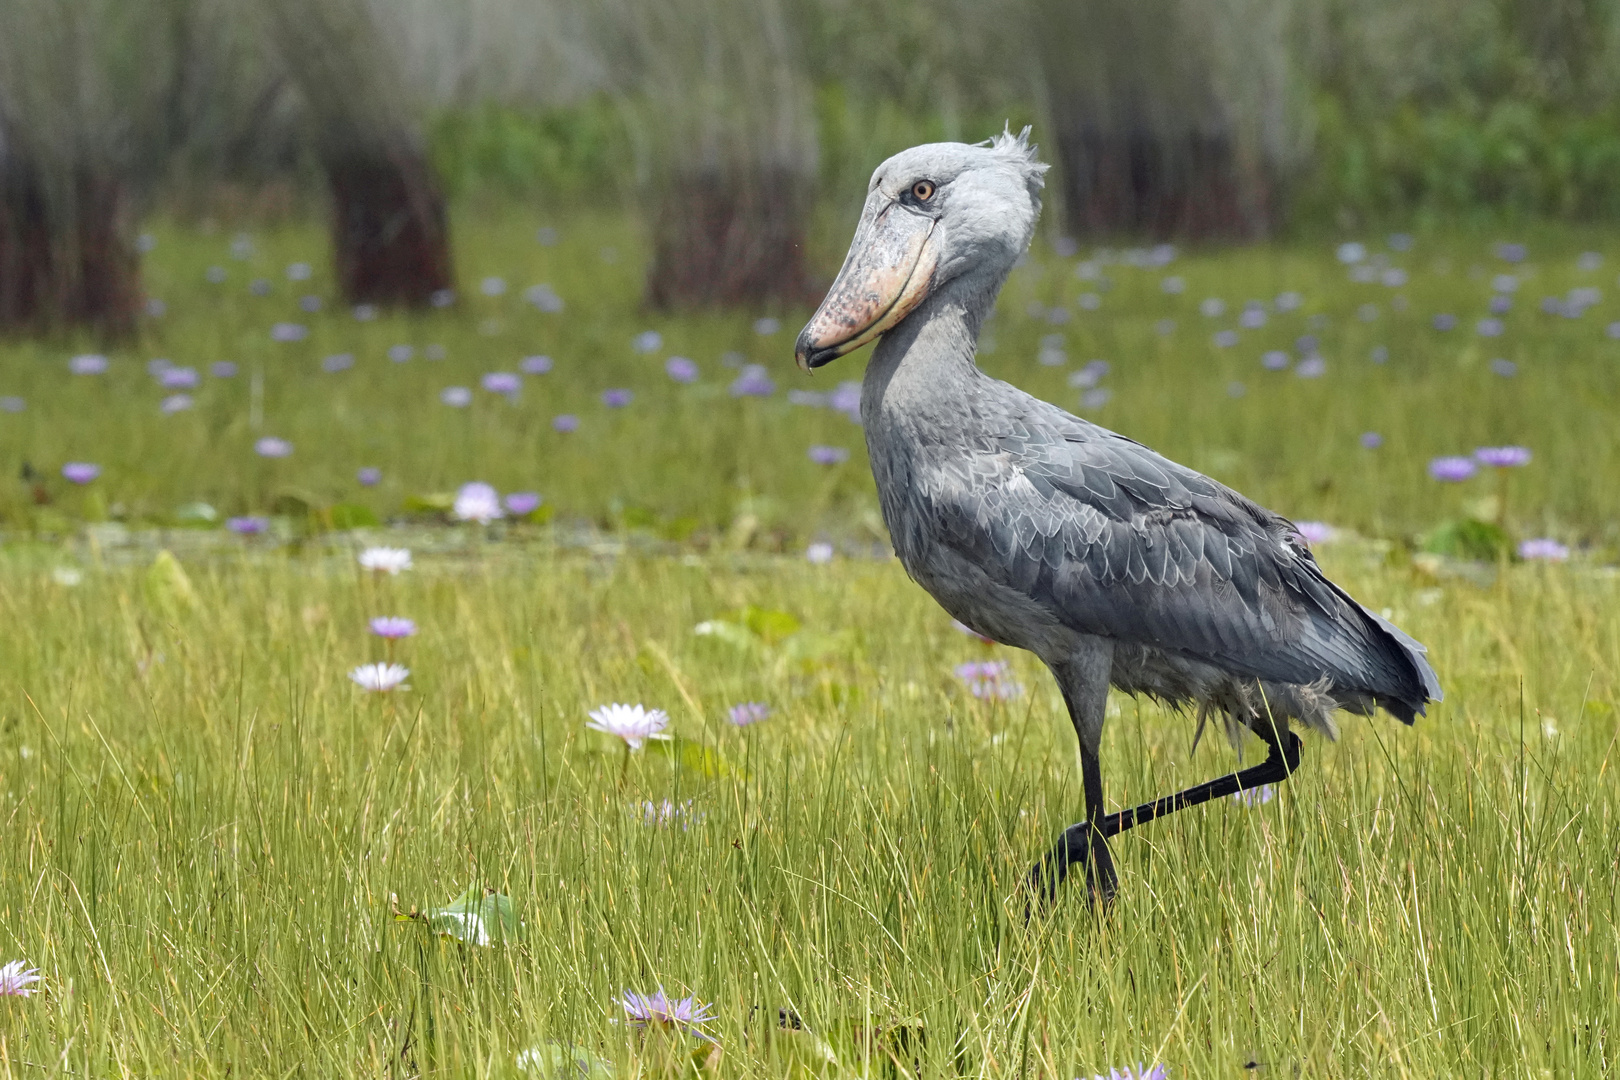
[916,399,1435,712]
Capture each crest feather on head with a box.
[985,124,1048,211]
[986,124,1049,186]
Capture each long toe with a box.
[1025,822,1090,910]
[1087,834,1118,907]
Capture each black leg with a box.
[1100,727,1301,838]
[1028,725,1303,907]
[1027,744,1116,908]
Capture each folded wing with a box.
[917,406,1439,719]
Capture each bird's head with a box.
[795,126,1048,371]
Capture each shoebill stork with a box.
[794,129,1442,905]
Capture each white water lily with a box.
[586,704,670,750]
[349,663,410,692]
[358,547,412,574]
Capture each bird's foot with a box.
[1026,821,1116,916]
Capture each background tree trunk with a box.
[0,136,139,338]
[1035,0,1295,241]
[1045,119,1273,240]
[263,0,454,310]
[595,0,818,311]
[645,163,813,310]
[324,139,452,309]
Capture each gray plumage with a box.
[802,129,1441,764]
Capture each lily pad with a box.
[650,735,742,779]
[327,503,381,530]
[515,1041,615,1078]
[145,550,198,612]
[421,885,517,945]
[1421,517,1511,561]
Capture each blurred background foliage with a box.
[331,0,1620,227]
[8,0,1620,330]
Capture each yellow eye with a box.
[911,179,936,202]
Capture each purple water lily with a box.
[482,372,521,395]
[1519,538,1569,561]
[62,462,100,484]
[730,365,775,397]
[1294,521,1334,545]
[1475,446,1531,468]
[620,988,715,1037]
[453,482,503,524]
[226,516,269,535]
[0,961,42,998]
[357,467,382,487]
[829,381,862,421]
[369,616,417,639]
[1086,1066,1167,1080]
[728,702,772,727]
[808,445,850,465]
[665,356,699,383]
[1232,784,1277,806]
[1429,456,1476,482]
[955,660,1025,700]
[255,437,292,459]
[504,492,542,516]
[952,619,995,644]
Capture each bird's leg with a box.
[1028,744,1116,908]
[1028,648,1116,908]
[1100,723,1302,839]
[1029,718,1302,908]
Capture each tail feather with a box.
[1361,605,1442,723]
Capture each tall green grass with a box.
[0,542,1613,1076]
[0,211,1616,1075]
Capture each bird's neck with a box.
[865,267,1002,399]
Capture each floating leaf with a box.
[781,628,859,669]
[173,501,218,527]
[693,619,758,651]
[145,550,198,612]
[1421,517,1511,561]
[270,487,323,520]
[734,606,802,644]
[649,735,742,779]
[403,492,455,514]
[695,607,803,651]
[515,1041,615,1078]
[423,885,517,945]
[327,503,381,530]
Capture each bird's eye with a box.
[911,180,936,202]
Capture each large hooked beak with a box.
[795,194,939,371]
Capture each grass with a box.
[0,209,1616,1076]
